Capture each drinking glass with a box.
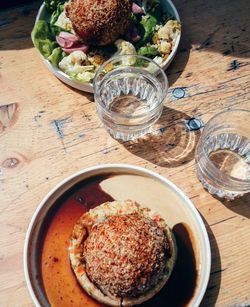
[93,55,168,141]
[195,109,250,200]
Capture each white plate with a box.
[24,164,210,307]
[34,0,181,93]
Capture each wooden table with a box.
[0,0,250,306]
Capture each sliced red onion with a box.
[62,44,89,54]
[132,2,145,14]
[56,36,75,48]
[58,31,79,43]
[56,31,80,48]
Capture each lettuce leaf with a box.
[44,0,66,12]
[31,20,57,58]
[138,45,159,57]
[48,47,64,66]
[135,2,162,48]
[50,3,65,25]
[50,24,63,37]
[70,72,95,83]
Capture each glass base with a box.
[106,126,152,141]
[196,166,242,200]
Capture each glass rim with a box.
[203,108,250,128]
[93,54,168,120]
[199,108,250,185]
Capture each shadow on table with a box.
[214,192,250,219]
[0,0,41,50]
[120,107,200,168]
[173,0,249,59]
[60,81,95,102]
[200,216,222,307]
[167,0,250,85]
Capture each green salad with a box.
[31,0,181,83]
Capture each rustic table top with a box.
[0,0,250,306]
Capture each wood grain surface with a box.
[0,0,250,306]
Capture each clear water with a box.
[109,94,151,117]
[98,70,163,140]
[205,133,250,180]
[101,72,162,113]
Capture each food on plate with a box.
[58,50,96,82]
[31,0,181,84]
[65,0,132,45]
[69,200,177,306]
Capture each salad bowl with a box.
[33,0,181,93]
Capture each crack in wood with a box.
[227,60,248,71]
[209,215,237,227]
[52,118,72,152]
[52,118,71,139]
[211,268,227,275]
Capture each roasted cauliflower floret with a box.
[159,40,172,55]
[114,39,137,65]
[154,20,181,57]
[88,54,106,67]
[59,51,94,75]
[54,10,74,32]
[115,39,137,56]
[157,20,181,44]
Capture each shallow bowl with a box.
[24,164,210,307]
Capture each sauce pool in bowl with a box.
[41,176,113,306]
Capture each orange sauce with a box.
[41,176,113,307]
